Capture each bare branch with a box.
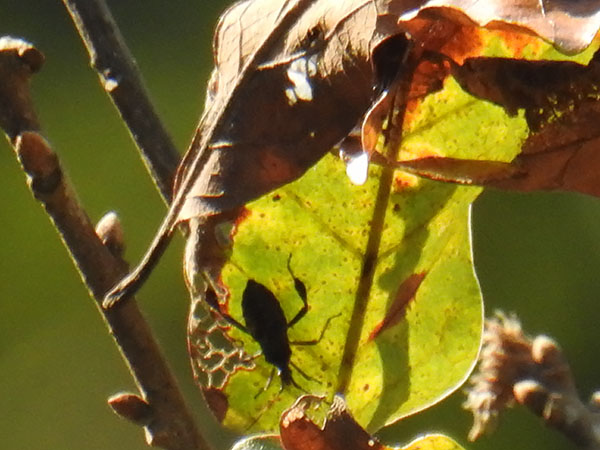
[465,311,600,450]
[0,38,210,450]
[61,0,180,201]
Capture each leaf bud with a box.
[107,392,152,425]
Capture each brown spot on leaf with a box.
[370,272,427,340]
[202,387,229,423]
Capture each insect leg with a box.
[255,368,277,398]
[291,313,341,345]
[286,254,309,328]
[289,361,316,384]
[204,287,249,334]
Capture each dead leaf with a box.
[279,395,385,450]
[372,152,523,185]
[392,0,600,54]
[437,47,600,196]
[491,101,600,197]
[278,395,466,450]
[177,0,393,222]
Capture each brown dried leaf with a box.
[278,396,465,450]
[492,104,600,197]
[279,395,386,450]
[373,152,523,185]
[177,0,391,222]
[392,0,600,54]
[444,49,600,196]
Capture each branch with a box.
[0,38,210,450]
[464,311,600,449]
[61,0,180,202]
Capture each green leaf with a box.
[401,434,465,450]
[213,76,526,433]
[231,435,283,450]
[197,31,558,434]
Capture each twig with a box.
[61,0,180,202]
[0,38,210,450]
[464,311,600,449]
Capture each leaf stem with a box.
[336,54,418,394]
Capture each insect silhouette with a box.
[211,256,338,392]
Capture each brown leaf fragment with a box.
[448,51,600,131]
[176,0,388,222]
[280,395,386,450]
[372,152,523,185]
[397,12,485,64]
[470,52,600,197]
[201,387,229,424]
[492,132,600,197]
[369,272,426,340]
[395,0,600,54]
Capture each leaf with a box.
[277,395,465,450]
[187,26,534,432]
[106,0,600,306]
[231,435,283,450]
[448,49,600,197]
[182,0,600,437]
[280,396,379,450]
[401,435,464,450]
[391,0,600,54]
[176,0,388,222]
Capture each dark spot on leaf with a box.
[272,194,281,201]
[202,387,228,423]
[370,272,427,340]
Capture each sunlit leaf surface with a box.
[190,29,600,433]
[401,434,465,450]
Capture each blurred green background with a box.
[1,1,598,449]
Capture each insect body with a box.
[218,257,336,391]
[241,279,298,388]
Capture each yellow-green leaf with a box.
[192,30,596,435]
[401,434,465,450]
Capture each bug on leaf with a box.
[212,256,338,393]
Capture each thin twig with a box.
[0,38,210,450]
[61,0,180,202]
